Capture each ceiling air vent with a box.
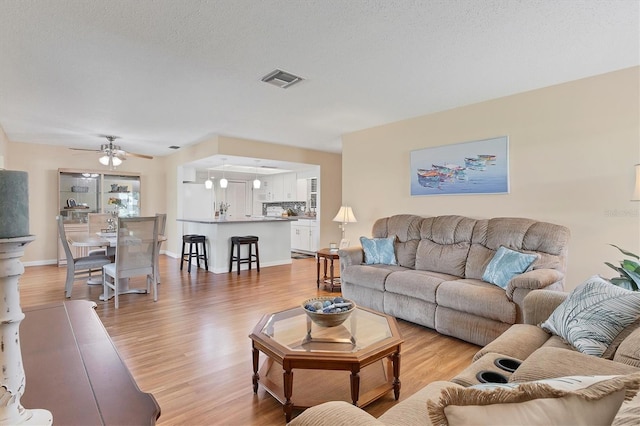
[261,69,304,89]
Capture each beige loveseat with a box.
[339,215,571,346]
[289,290,640,426]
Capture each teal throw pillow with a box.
[482,246,538,289]
[360,236,397,265]
[540,275,640,357]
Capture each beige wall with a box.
[341,67,640,291]
[7,142,167,263]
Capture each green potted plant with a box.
[605,244,640,291]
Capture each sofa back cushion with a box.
[613,326,640,368]
[372,214,423,268]
[465,217,570,281]
[414,215,476,277]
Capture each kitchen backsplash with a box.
[262,201,307,216]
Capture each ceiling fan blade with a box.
[126,152,154,160]
[70,147,101,152]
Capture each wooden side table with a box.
[316,248,340,291]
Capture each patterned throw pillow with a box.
[360,236,397,265]
[541,275,640,357]
[427,374,640,426]
[482,246,538,289]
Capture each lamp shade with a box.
[204,179,213,189]
[333,206,357,223]
[99,155,110,166]
[633,164,640,201]
[253,178,261,189]
[219,178,228,189]
[111,156,122,166]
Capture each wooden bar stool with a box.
[229,235,260,275]
[181,234,208,273]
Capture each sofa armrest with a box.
[287,401,383,426]
[521,289,568,325]
[505,269,564,300]
[337,247,364,273]
[510,347,640,383]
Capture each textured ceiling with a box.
[0,0,638,158]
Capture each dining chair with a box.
[87,213,115,257]
[154,213,167,284]
[57,215,112,298]
[102,216,159,308]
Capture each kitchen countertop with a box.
[177,217,298,224]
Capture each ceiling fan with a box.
[71,135,154,169]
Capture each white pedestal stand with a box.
[0,236,52,425]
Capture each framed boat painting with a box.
[410,136,509,196]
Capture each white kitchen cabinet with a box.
[296,178,307,202]
[291,220,318,253]
[282,173,297,200]
[262,174,283,201]
[270,174,284,201]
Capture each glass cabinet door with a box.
[58,172,101,223]
[102,174,141,217]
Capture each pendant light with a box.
[253,160,261,189]
[204,169,213,189]
[219,158,228,189]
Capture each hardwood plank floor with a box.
[19,256,480,425]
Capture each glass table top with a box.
[261,307,393,353]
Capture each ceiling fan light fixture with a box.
[99,155,110,166]
[112,157,123,167]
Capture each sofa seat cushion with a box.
[342,264,409,292]
[436,279,517,324]
[385,270,458,303]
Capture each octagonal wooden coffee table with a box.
[249,305,403,422]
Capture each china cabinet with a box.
[57,169,141,265]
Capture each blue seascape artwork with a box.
[410,136,509,196]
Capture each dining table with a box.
[67,232,166,301]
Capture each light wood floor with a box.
[19,255,480,425]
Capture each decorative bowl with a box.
[302,297,356,327]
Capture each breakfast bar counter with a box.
[177,217,296,273]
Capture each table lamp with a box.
[332,206,357,247]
